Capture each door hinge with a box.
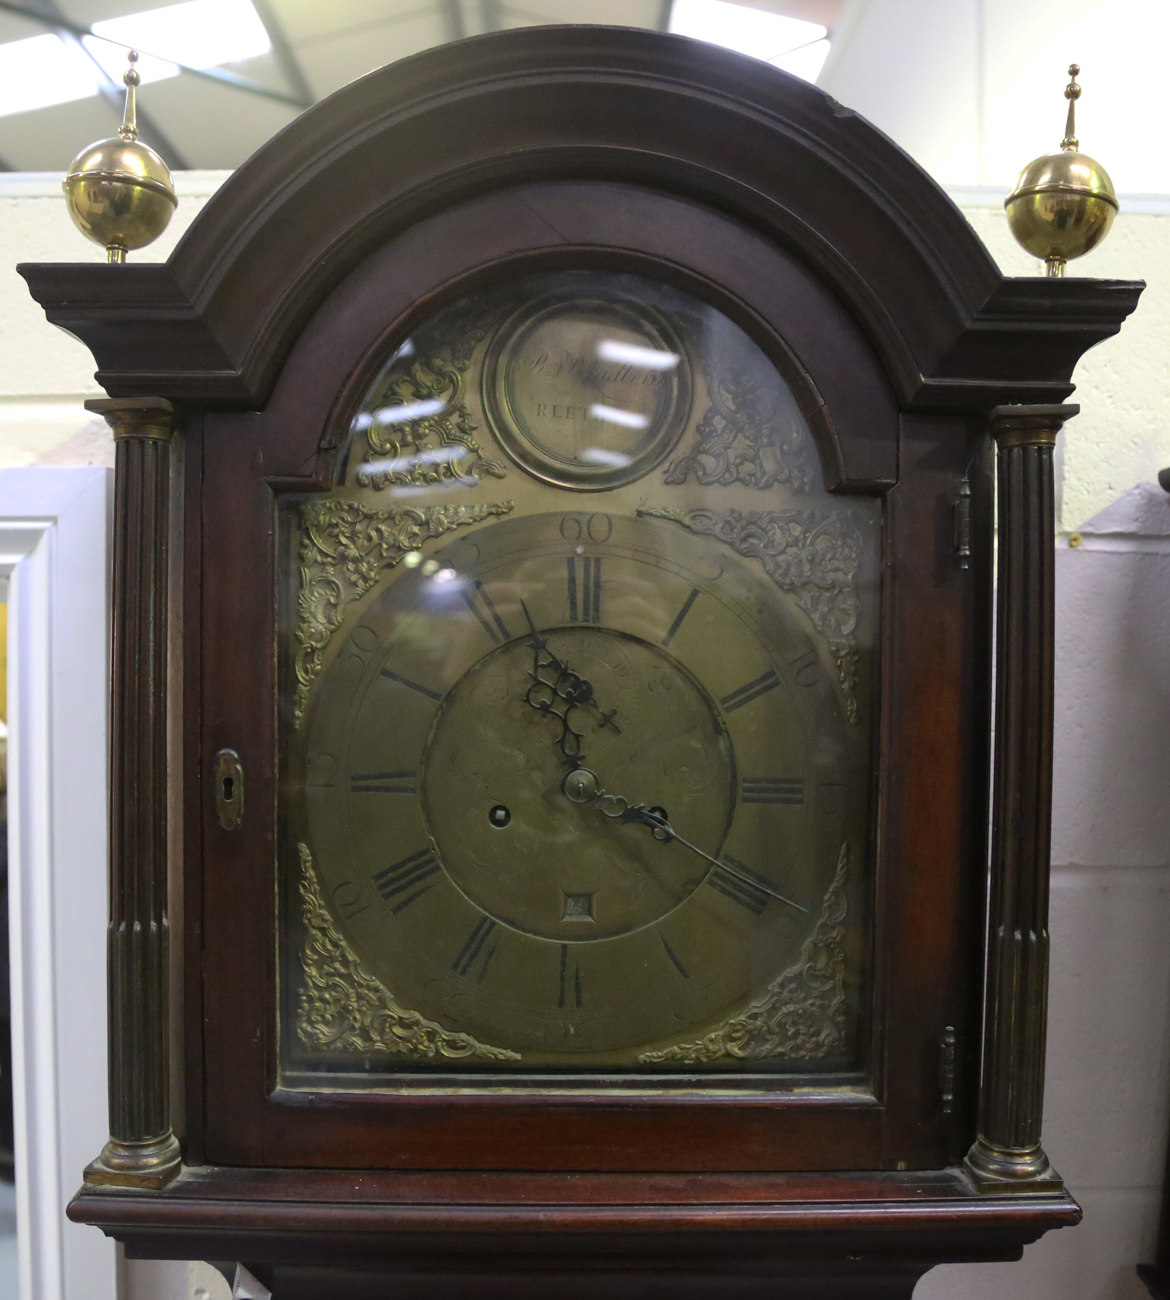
[214,748,244,831]
[953,473,971,570]
[939,1025,957,1115]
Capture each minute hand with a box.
[620,806,809,915]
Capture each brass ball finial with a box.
[63,48,177,264]
[1005,63,1118,277]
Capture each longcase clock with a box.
[19,27,1143,1299]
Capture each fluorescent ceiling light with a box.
[0,33,99,117]
[90,0,271,73]
[0,0,271,118]
[590,404,650,430]
[669,0,830,83]
[596,339,680,371]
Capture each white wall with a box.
[819,10,1170,1288]
[920,489,1170,1298]
[0,172,227,473]
[822,0,1170,193]
[2,163,1167,1299]
[1,176,232,1300]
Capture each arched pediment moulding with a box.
[20,27,1140,414]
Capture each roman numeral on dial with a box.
[742,776,804,805]
[371,847,441,913]
[720,670,780,714]
[380,669,442,701]
[662,587,700,647]
[658,931,689,979]
[351,771,417,795]
[707,856,773,915]
[460,579,511,644]
[567,556,601,624]
[453,917,498,981]
[558,944,584,1008]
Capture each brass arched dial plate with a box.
[482,291,693,490]
[298,511,850,1068]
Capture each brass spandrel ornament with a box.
[63,50,178,264]
[1005,63,1118,277]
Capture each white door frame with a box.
[0,467,116,1300]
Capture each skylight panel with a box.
[669,0,830,83]
[89,0,271,73]
[0,33,99,117]
[0,0,272,118]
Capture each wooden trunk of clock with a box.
[18,27,1142,1298]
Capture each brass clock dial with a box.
[300,512,850,1066]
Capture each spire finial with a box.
[1061,63,1081,151]
[62,44,177,263]
[1004,61,1118,278]
[119,50,140,143]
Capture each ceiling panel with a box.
[125,68,300,166]
[0,0,838,170]
[498,0,664,27]
[0,94,123,169]
[289,8,447,100]
[0,10,52,43]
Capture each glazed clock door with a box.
[194,181,973,1173]
[287,267,874,1079]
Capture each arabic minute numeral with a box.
[790,649,822,688]
[331,881,370,920]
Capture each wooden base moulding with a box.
[71,1167,1079,1298]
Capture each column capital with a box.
[989,403,1079,449]
[85,396,175,441]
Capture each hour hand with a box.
[519,603,620,755]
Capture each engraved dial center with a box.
[420,627,736,943]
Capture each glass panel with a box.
[279,269,880,1086]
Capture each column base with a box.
[964,1137,1065,1194]
[84,1132,182,1190]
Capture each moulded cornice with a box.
[17,26,1143,410]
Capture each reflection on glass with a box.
[279,269,881,1088]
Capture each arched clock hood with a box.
[20,26,1139,412]
[16,26,1145,1300]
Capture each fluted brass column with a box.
[965,403,1077,1193]
[83,397,181,1191]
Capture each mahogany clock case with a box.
[204,182,905,1171]
[18,24,1142,1295]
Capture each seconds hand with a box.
[561,767,808,915]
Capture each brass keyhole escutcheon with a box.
[214,748,244,831]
